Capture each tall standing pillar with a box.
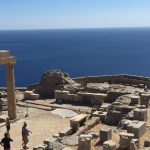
[6,64,17,120]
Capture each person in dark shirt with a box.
[0,133,13,150]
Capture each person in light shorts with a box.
[22,122,32,149]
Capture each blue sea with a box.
[0,28,150,87]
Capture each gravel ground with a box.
[0,107,70,150]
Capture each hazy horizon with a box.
[1,0,150,30]
[1,26,150,31]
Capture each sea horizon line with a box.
[0,26,150,31]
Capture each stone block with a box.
[78,134,92,150]
[130,139,140,150]
[100,103,111,112]
[30,93,39,100]
[33,144,47,150]
[127,121,146,139]
[130,96,140,105]
[106,110,122,126]
[24,91,33,99]
[103,140,116,150]
[44,138,64,150]
[134,108,147,121]
[92,111,107,123]
[137,105,146,109]
[91,93,107,105]
[119,132,134,149]
[59,126,72,137]
[24,91,39,100]
[144,138,150,147]
[130,141,137,150]
[100,127,112,143]
[140,93,150,108]
[70,114,87,133]
[44,138,57,147]
[55,90,69,100]
[70,114,87,124]
[121,119,132,130]
[62,147,73,150]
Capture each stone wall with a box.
[55,90,107,105]
[73,74,150,87]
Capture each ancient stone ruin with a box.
[22,71,150,149]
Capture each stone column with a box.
[6,64,17,120]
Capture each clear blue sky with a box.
[0,0,150,29]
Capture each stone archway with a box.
[0,50,17,120]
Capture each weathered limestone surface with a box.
[103,140,116,150]
[144,138,150,147]
[92,111,107,123]
[24,90,39,100]
[44,138,64,150]
[59,126,72,137]
[62,147,73,150]
[100,127,112,143]
[33,144,47,150]
[70,114,87,132]
[55,90,107,105]
[75,117,100,136]
[106,110,122,125]
[130,139,140,150]
[78,134,92,150]
[73,74,150,87]
[140,93,150,108]
[130,96,140,105]
[0,50,17,120]
[134,108,147,121]
[127,121,146,139]
[119,132,134,149]
[99,103,111,112]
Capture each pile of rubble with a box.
[34,69,75,98]
[0,90,7,111]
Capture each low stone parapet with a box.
[55,90,107,105]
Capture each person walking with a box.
[22,122,32,149]
[0,133,13,150]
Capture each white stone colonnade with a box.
[0,50,17,120]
